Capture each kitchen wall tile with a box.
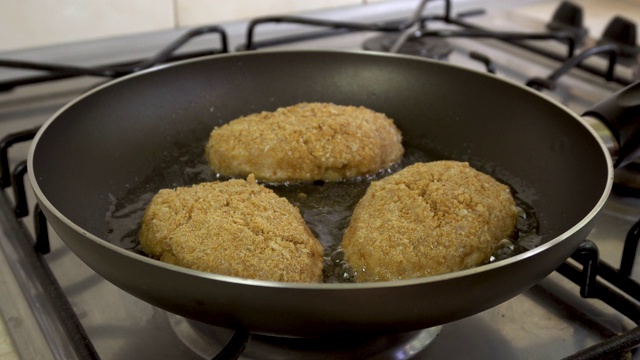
[0,0,400,53]
[175,0,362,27]
[0,0,174,52]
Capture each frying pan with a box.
[28,50,625,338]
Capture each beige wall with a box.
[0,0,388,53]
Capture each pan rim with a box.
[27,49,614,291]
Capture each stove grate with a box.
[0,25,228,92]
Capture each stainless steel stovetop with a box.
[0,1,639,359]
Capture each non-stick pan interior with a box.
[32,50,608,253]
[28,50,613,336]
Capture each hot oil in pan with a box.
[105,143,541,283]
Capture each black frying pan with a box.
[28,50,620,337]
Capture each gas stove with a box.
[0,1,639,359]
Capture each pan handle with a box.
[583,82,640,168]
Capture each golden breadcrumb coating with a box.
[342,161,517,282]
[139,175,324,283]
[205,102,404,182]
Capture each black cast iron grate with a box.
[0,2,636,91]
[0,25,228,92]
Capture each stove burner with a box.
[363,34,453,60]
[168,314,441,359]
[597,16,640,66]
[546,1,588,47]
